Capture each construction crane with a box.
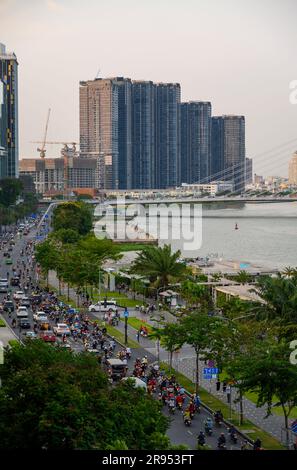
[36,108,51,158]
[32,141,78,150]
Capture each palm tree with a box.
[234,271,252,284]
[130,244,187,287]
[282,266,297,278]
[252,275,297,324]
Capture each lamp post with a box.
[124,307,129,345]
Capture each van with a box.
[104,358,127,381]
[88,300,117,313]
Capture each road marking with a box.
[187,430,193,435]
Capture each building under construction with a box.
[19,144,96,195]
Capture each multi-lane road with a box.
[0,216,246,451]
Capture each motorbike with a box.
[168,403,175,414]
[228,430,238,444]
[204,425,213,436]
[183,416,191,427]
[197,433,206,447]
[177,401,183,411]
[218,442,227,450]
[214,413,223,426]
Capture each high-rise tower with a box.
[0,43,18,179]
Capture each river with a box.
[135,201,297,269]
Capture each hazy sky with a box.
[1,0,297,176]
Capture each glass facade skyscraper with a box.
[181,101,211,184]
[211,115,245,192]
[0,43,18,179]
[132,81,155,189]
[155,83,181,188]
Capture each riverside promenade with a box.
[48,271,292,446]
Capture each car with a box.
[0,279,8,293]
[18,318,31,329]
[88,301,117,313]
[33,310,47,321]
[33,311,48,323]
[53,323,71,336]
[25,331,37,339]
[39,330,56,342]
[20,297,30,307]
[5,257,13,265]
[10,276,20,287]
[16,306,29,318]
[13,291,25,301]
[3,300,14,312]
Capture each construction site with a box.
[19,108,107,197]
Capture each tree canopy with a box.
[131,244,187,287]
[0,341,169,450]
[52,201,93,235]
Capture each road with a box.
[0,216,244,450]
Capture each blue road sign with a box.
[291,420,297,434]
[203,367,219,375]
[45,214,49,218]
[124,311,129,318]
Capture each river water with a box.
[135,201,297,269]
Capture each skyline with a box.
[1,0,297,176]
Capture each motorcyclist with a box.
[193,394,201,410]
[253,438,262,450]
[204,417,213,434]
[197,431,206,446]
[228,425,237,438]
[176,394,183,409]
[218,433,226,448]
[168,395,176,413]
[183,408,191,425]
[214,409,223,424]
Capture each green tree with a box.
[131,244,187,287]
[0,177,23,207]
[178,311,223,394]
[252,274,297,324]
[0,341,169,449]
[227,337,297,448]
[35,239,60,286]
[52,201,93,235]
[149,322,184,370]
[180,280,210,308]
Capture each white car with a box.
[88,301,117,313]
[14,291,25,301]
[16,306,29,318]
[53,323,71,336]
[33,311,48,323]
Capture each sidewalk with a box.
[0,315,17,347]
[48,271,289,444]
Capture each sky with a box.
[1,0,297,176]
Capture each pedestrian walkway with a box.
[48,271,289,445]
[0,315,17,347]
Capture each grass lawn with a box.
[219,370,297,421]
[114,243,147,252]
[160,362,284,450]
[88,288,144,308]
[0,318,6,327]
[8,339,20,347]
[120,316,153,334]
[93,320,140,349]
